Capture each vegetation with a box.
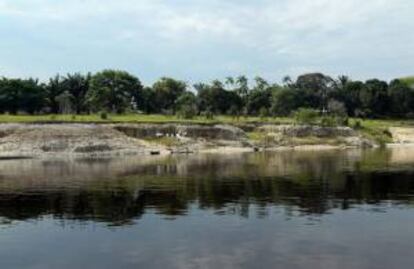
[1,71,414,122]
[293,108,320,125]
[399,76,414,88]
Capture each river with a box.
[1,148,414,268]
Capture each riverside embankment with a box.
[0,123,412,158]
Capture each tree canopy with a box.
[86,70,143,113]
[0,71,413,119]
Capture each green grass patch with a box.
[348,118,395,145]
[0,114,295,125]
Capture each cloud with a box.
[0,0,413,83]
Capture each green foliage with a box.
[360,126,393,146]
[359,79,389,117]
[175,92,197,119]
[86,70,143,114]
[227,105,240,118]
[295,73,335,110]
[271,87,302,116]
[399,76,414,88]
[328,99,347,117]
[99,111,108,120]
[140,87,157,114]
[388,79,414,117]
[45,75,65,114]
[293,108,319,125]
[175,92,196,110]
[352,120,362,130]
[201,108,214,120]
[0,77,45,114]
[62,73,91,114]
[177,105,197,119]
[152,77,187,113]
[195,80,242,115]
[259,107,269,119]
[320,116,336,127]
[246,88,272,115]
[56,91,73,114]
[1,71,414,121]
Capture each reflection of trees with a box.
[1,149,414,225]
[1,169,414,226]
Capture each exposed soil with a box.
[0,123,404,159]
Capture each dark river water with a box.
[1,148,414,269]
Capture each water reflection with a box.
[0,148,414,226]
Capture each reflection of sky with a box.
[1,0,413,84]
[1,206,414,269]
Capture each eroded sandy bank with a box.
[0,123,410,159]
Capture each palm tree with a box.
[236,75,249,98]
[225,77,235,90]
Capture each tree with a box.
[56,91,73,114]
[244,78,274,115]
[388,79,414,117]
[271,87,304,116]
[282,75,293,86]
[235,75,249,100]
[45,75,66,114]
[333,80,363,116]
[152,77,186,114]
[254,76,269,91]
[62,73,91,114]
[176,92,197,119]
[18,78,46,114]
[295,73,335,111]
[86,70,143,113]
[246,88,272,115]
[225,77,235,90]
[0,77,45,114]
[196,80,242,115]
[139,86,157,114]
[335,75,350,90]
[360,79,389,118]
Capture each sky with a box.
[0,0,413,85]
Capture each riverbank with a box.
[0,122,412,159]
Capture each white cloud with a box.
[0,0,413,82]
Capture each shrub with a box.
[99,111,108,120]
[177,105,197,119]
[342,117,349,126]
[320,116,336,127]
[328,99,347,117]
[259,107,269,119]
[352,120,362,130]
[201,108,214,120]
[293,108,319,125]
[228,105,240,119]
[161,109,174,116]
[383,129,392,138]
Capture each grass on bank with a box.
[0,114,296,125]
[0,114,412,126]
